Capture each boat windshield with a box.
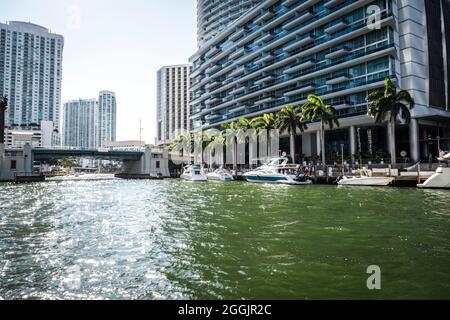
[266,157,288,166]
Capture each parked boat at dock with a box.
[244,157,311,185]
[417,167,450,189]
[337,169,395,186]
[206,168,234,181]
[180,165,208,182]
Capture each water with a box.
[0,178,450,300]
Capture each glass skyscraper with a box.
[0,21,64,135]
[190,0,450,162]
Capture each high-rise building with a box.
[196,0,261,47]
[156,64,191,146]
[98,91,117,147]
[63,99,98,149]
[62,91,117,149]
[0,21,64,141]
[190,0,450,162]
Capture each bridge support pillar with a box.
[118,148,170,179]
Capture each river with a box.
[0,178,449,299]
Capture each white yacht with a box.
[244,157,311,185]
[338,169,395,186]
[417,167,450,189]
[180,165,208,182]
[206,168,234,181]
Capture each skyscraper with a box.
[156,64,191,146]
[63,99,98,149]
[0,21,64,138]
[62,91,117,149]
[196,0,260,47]
[98,91,117,147]
[190,0,450,162]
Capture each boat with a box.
[243,157,310,184]
[279,175,313,186]
[417,166,450,189]
[180,165,208,181]
[337,169,395,186]
[206,168,234,181]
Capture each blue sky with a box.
[0,0,197,143]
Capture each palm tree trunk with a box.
[290,131,296,163]
[321,121,326,167]
[390,119,397,165]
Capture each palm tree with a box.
[252,113,278,158]
[300,94,339,166]
[276,105,308,163]
[367,78,415,165]
[221,121,239,169]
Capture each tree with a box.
[276,105,308,163]
[367,78,415,165]
[300,94,339,166]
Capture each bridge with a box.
[0,144,170,182]
[32,147,144,161]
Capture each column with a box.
[302,133,312,157]
[409,118,420,162]
[316,130,321,158]
[349,126,356,163]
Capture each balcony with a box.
[325,47,352,59]
[229,48,245,60]
[283,0,299,7]
[255,32,276,46]
[229,28,245,42]
[255,97,276,105]
[205,46,220,59]
[326,73,352,85]
[283,10,315,31]
[333,101,354,110]
[254,54,275,65]
[284,83,316,97]
[284,59,316,74]
[254,10,275,25]
[230,86,246,95]
[228,105,246,114]
[324,0,347,9]
[283,35,315,52]
[324,19,349,34]
[205,81,220,90]
[254,75,277,86]
[205,114,221,121]
[229,66,245,77]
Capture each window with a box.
[156,161,160,169]
[11,160,17,170]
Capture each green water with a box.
[0,178,449,299]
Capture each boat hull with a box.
[338,177,394,186]
[180,174,208,182]
[417,167,450,189]
[206,174,234,181]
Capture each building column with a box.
[409,118,420,162]
[349,126,356,163]
[316,130,321,158]
[302,133,312,157]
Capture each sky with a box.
[0,0,197,143]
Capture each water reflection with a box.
[0,180,450,299]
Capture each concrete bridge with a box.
[0,144,170,182]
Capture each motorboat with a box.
[417,167,450,189]
[206,168,234,181]
[244,157,310,184]
[337,169,395,186]
[180,165,208,182]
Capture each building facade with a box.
[156,64,192,146]
[62,91,117,149]
[197,0,261,46]
[63,99,98,149]
[190,0,450,163]
[98,91,117,147]
[0,21,64,141]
